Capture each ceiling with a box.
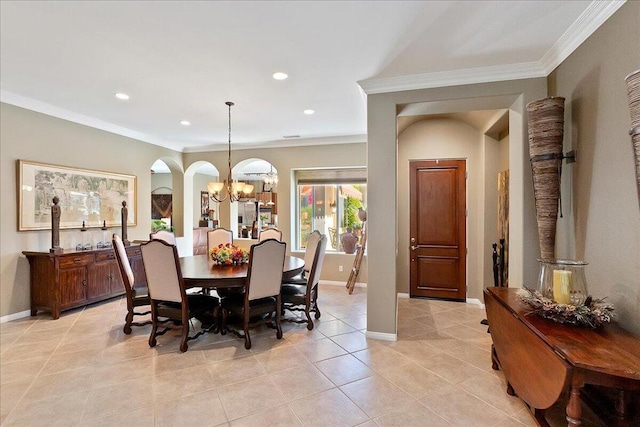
[0,1,619,153]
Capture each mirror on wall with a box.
[150,159,173,232]
[193,162,219,228]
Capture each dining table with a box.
[180,254,305,290]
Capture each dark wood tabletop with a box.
[180,254,305,289]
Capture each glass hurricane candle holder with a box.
[537,259,588,305]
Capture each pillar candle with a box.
[553,270,572,304]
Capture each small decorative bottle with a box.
[81,221,91,250]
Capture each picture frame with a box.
[259,208,272,226]
[18,160,137,231]
[200,191,209,217]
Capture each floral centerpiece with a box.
[209,243,249,265]
[518,287,615,328]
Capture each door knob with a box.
[410,245,418,251]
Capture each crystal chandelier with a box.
[207,102,253,203]
[263,165,278,187]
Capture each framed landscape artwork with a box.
[18,160,137,231]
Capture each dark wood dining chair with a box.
[258,227,282,242]
[281,234,326,330]
[149,229,176,245]
[112,234,151,334]
[139,239,219,352]
[221,239,287,349]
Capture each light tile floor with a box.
[0,284,606,426]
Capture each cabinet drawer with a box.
[59,254,94,268]
[126,247,141,257]
[95,251,116,262]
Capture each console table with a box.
[24,246,146,319]
[485,287,640,427]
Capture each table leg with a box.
[566,375,584,427]
[491,344,500,370]
[614,389,630,419]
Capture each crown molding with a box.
[182,134,367,153]
[358,62,546,95]
[358,0,625,95]
[0,90,181,151]
[2,90,365,153]
[539,0,626,74]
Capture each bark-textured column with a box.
[527,97,565,261]
[625,69,640,210]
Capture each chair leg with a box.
[124,311,133,334]
[221,308,228,335]
[149,302,158,347]
[180,308,190,352]
[304,304,314,330]
[243,315,251,349]
[312,289,321,319]
[276,296,283,339]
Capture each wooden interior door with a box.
[410,160,466,300]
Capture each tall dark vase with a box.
[625,69,640,210]
[527,97,565,261]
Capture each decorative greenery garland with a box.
[517,288,615,328]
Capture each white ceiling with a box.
[0,1,621,153]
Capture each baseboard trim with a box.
[397,293,410,299]
[365,331,397,342]
[0,310,31,324]
[320,280,366,288]
[466,298,485,309]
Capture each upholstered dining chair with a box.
[285,230,322,286]
[139,239,219,352]
[112,234,151,334]
[193,227,211,255]
[258,227,282,242]
[221,239,286,349]
[207,228,233,252]
[149,229,176,245]
[281,233,326,330]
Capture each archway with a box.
[231,158,278,239]
[183,161,220,254]
[150,158,183,236]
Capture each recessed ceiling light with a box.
[179,120,191,126]
[304,109,315,115]
[114,93,130,100]
[272,72,288,80]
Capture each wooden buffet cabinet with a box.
[23,245,147,319]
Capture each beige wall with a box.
[397,118,492,300]
[367,79,547,336]
[0,103,367,318]
[548,1,640,334]
[0,103,183,318]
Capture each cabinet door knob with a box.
[82,279,87,286]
